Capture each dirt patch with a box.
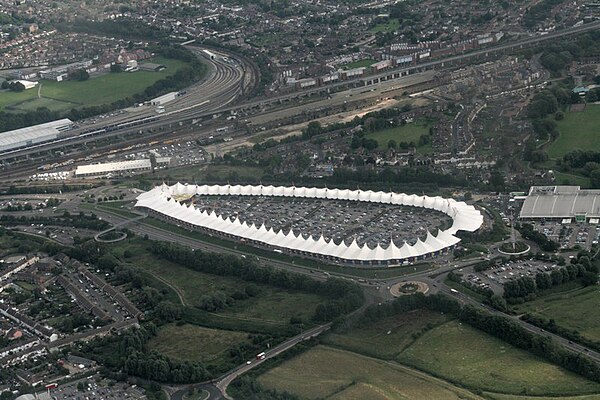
[570,103,586,112]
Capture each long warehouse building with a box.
[0,119,73,153]
[75,158,170,177]
[520,186,600,222]
[135,183,484,266]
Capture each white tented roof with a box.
[135,183,484,263]
[0,118,73,153]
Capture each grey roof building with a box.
[0,119,73,153]
[520,186,600,221]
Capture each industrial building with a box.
[39,60,93,81]
[520,186,600,223]
[135,183,483,266]
[0,119,73,153]
[15,80,39,90]
[139,62,166,72]
[150,91,178,106]
[75,157,170,177]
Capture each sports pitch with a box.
[0,56,189,113]
[547,104,600,159]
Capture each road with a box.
[214,324,332,399]
[0,47,251,164]
[437,285,600,363]
[8,188,592,398]
[87,204,600,397]
[93,214,146,242]
[3,20,600,168]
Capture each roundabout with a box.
[498,241,530,256]
[95,230,128,243]
[390,281,429,297]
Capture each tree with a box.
[586,89,599,103]
[531,150,549,163]
[9,81,25,92]
[581,271,598,286]
[590,169,600,188]
[0,391,14,400]
[302,121,322,139]
[363,138,378,151]
[68,69,90,81]
[154,301,182,322]
[0,81,9,90]
[535,272,552,290]
[488,294,507,311]
[489,171,505,191]
[550,269,563,285]
[387,139,397,149]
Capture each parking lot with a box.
[193,196,452,248]
[125,140,206,168]
[470,258,562,289]
[48,376,145,399]
[530,221,599,250]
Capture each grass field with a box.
[148,324,249,363]
[258,345,484,400]
[11,96,77,112]
[365,119,432,153]
[0,57,189,113]
[547,105,600,159]
[552,171,591,187]
[370,19,400,33]
[511,285,600,342]
[247,33,281,48]
[0,87,38,110]
[341,59,376,70]
[111,239,325,323]
[322,309,449,359]
[398,320,600,396]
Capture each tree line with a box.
[0,45,206,133]
[63,19,170,41]
[2,183,101,195]
[523,0,567,29]
[0,211,110,231]
[560,150,600,187]
[149,242,364,322]
[1,80,26,92]
[447,271,494,298]
[521,313,600,353]
[327,166,469,189]
[503,255,598,302]
[76,324,211,383]
[515,223,559,252]
[536,31,600,75]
